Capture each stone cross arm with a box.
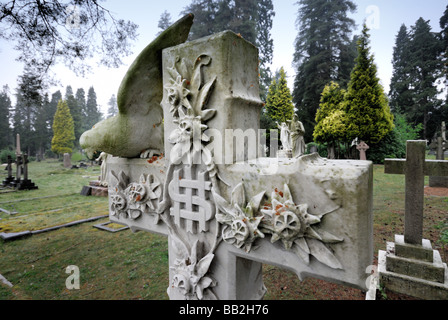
[385,159,448,176]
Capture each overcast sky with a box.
[0,0,446,114]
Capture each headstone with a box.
[81,16,374,300]
[63,153,71,168]
[356,141,369,161]
[379,141,448,299]
[2,155,15,187]
[16,154,38,190]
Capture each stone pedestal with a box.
[378,235,448,299]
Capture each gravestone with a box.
[379,141,448,299]
[63,153,71,168]
[356,141,369,161]
[2,155,15,187]
[81,15,374,300]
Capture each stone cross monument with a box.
[356,141,369,161]
[380,141,448,299]
[80,15,374,300]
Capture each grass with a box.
[0,158,447,300]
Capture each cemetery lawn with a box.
[0,160,447,300]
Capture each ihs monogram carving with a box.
[169,166,215,234]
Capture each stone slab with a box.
[394,234,434,262]
[0,230,32,241]
[93,221,129,233]
[379,250,448,300]
[80,185,92,196]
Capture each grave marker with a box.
[380,140,448,299]
[81,16,374,300]
[356,141,369,161]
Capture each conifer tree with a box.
[51,100,75,156]
[265,67,294,124]
[407,18,443,139]
[85,86,102,130]
[0,86,11,149]
[313,82,347,158]
[65,86,82,144]
[389,24,413,114]
[344,24,394,145]
[293,0,357,142]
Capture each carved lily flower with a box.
[213,183,265,252]
[168,108,212,166]
[170,238,216,300]
[164,75,192,117]
[260,184,343,270]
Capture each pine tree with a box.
[407,18,443,140]
[0,85,12,149]
[344,24,394,145]
[292,0,357,142]
[389,24,413,114]
[107,94,118,119]
[440,5,448,79]
[157,10,173,35]
[51,100,75,156]
[14,69,44,155]
[85,86,102,130]
[265,67,294,124]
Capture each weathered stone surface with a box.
[378,249,448,300]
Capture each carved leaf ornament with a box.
[165,55,216,174]
[214,183,344,270]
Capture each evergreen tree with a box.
[292,0,357,141]
[157,10,173,35]
[0,85,12,149]
[34,93,50,160]
[344,24,394,145]
[51,100,75,156]
[440,5,448,79]
[265,67,294,124]
[14,69,44,155]
[313,82,347,158]
[107,94,118,119]
[85,86,102,130]
[65,86,83,144]
[389,24,413,114]
[407,18,443,139]
[256,0,275,100]
[48,90,62,138]
[75,88,87,133]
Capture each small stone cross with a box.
[357,141,369,160]
[384,140,448,245]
